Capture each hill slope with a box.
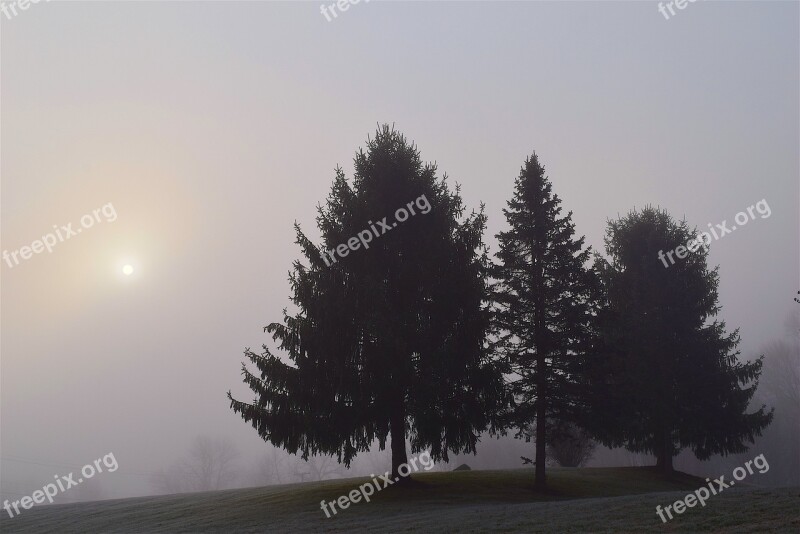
[1,467,797,532]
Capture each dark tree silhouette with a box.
[229,125,505,480]
[588,207,773,472]
[492,152,596,490]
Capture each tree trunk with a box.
[532,241,548,491]
[534,352,547,490]
[656,427,674,472]
[656,449,674,472]
[390,402,408,481]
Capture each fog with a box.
[1,1,798,504]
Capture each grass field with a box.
[1,467,797,533]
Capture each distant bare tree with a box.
[759,341,800,477]
[760,341,800,409]
[151,463,190,494]
[288,454,345,482]
[151,436,240,494]
[248,447,289,487]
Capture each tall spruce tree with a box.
[228,126,505,480]
[588,207,773,471]
[493,153,596,490]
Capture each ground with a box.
[1,467,797,532]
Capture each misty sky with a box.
[1,1,798,499]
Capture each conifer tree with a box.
[589,207,773,471]
[493,152,596,490]
[228,125,505,480]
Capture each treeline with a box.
[228,125,773,490]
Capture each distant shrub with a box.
[546,423,596,468]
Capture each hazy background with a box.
[2,1,798,501]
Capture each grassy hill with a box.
[1,467,797,533]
